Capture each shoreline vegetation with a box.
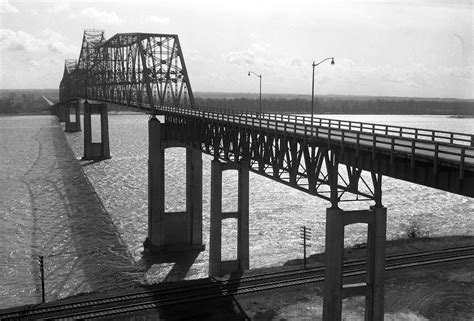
[1,89,473,115]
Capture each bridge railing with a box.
[161,105,474,172]
[74,99,473,148]
[261,113,474,147]
[190,105,474,147]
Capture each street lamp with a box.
[311,57,335,124]
[248,71,262,116]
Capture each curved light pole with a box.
[311,57,335,125]
[248,71,262,116]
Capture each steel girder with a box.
[59,30,195,113]
[164,113,382,205]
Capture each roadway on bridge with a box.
[168,106,474,168]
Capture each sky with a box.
[0,0,472,99]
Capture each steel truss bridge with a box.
[60,30,473,200]
[57,30,474,320]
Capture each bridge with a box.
[53,30,474,320]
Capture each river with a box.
[1,113,473,308]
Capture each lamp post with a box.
[248,71,262,116]
[311,57,335,125]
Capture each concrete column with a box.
[146,116,165,249]
[187,147,203,246]
[322,207,345,320]
[58,104,67,122]
[365,214,376,320]
[65,103,72,129]
[368,205,387,320]
[237,161,250,270]
[209,158,250,277]
[83,103,92,158]
[82,102,110,160]
[75,101,82,132]
[144,117,204,254]
[100,104,110,159]
[209,159,223,275]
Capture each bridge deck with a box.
[160,104,474,198]
[160,105,474,170]
[52,99,474,197]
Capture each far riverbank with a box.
[2,88,473,115]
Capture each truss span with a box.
[60,30,194,111]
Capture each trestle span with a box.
[165,111,383,203]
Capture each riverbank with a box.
[236,235,473,320]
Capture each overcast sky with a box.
[1,0,472,99]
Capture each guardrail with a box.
[262,113,474,147]
[161,105,474,175]
[71,98,473,147]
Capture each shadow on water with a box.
[50,127,142,293]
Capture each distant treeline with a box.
[1,89,473,115]
[194,95,474,115]
[0,89,58,114]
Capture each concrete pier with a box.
[144,116,204,254]
[209,158,249,277]
[82,101,110,160]
[65,101,81,133]
[322,206,387,321]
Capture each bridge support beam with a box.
[322,206,387,320]
[82,101,110,160]
[65,101,81,133]
[209,158,249,277]
[144,116,205,254]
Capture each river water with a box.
[1,114,473,308]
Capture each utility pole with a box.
[300,226,312,268]
[39,255,45,303]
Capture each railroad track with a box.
[1,246,472,320]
